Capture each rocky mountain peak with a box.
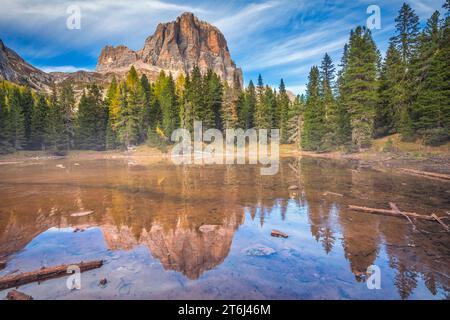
[96,12,243,86]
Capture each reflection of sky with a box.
[0,202,445,299]
[0,0,445,94]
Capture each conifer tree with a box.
[46,87,69,155]
[278,79,290,143]
[0,86,12,154]
[204,69,223,129]
[301,66,327,151]
[340,27,379,150]
[254,75,272,129]
[29,94,49,150]
[238,80,256,130]
[58,82,76,149]
[76,85,106,150]
[8,87,26,150]
[375,43,404,137]
[20,87,34,147]
[319,53,339,147]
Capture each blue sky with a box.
[0,0,446,94]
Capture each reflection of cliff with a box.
[101,211,243,279]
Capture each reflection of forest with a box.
[0,158,448,297]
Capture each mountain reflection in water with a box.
[0,157,449,299]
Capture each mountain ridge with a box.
[0,12,243,91]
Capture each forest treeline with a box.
[0,2,448,155]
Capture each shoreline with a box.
[1,143,449,178]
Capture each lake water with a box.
[0,157,449,299]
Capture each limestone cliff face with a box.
[0,39,53,90]
[96,12,243,86]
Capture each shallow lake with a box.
[0,157,449,299]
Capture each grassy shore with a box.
[1,135,449,174]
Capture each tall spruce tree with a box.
[0,86,12,154]
[301,66,327,151]
[254,75,272,129]
[375,43,405,136]
[340,27,379,150]
[8,87,25,150]
[20,87,34,147]
[29,94,49,150]
[239,80,256,130]
[319,53,339,148]
[75,85,106,150]
[278,79,290,143]
[411,10,449,144]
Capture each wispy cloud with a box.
[39,65,93,73]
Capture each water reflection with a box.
[0,157,448,299]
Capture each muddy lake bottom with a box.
[0,157,449,299]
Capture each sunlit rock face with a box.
[96,12,243,86]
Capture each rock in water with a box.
[6,290,33,300]
[199,225,219,233]
[243,245,276,257]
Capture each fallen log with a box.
[6,290,33,300]
[348,205,450,222]
[324,191,344,197]
[271,230,289,238]
[400,168,450,181]
[0,260,103,290]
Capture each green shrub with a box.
[421,128,449,146]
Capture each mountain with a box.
[0,12,243,92]
[0,39,53,90]
[96,12,243,86]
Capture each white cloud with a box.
[39,65,93,73]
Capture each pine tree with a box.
[0,86,13,154]
[116,67,142,147]
[278,79,290,143]
[375,43,405,137]
[105,77,119,149]
[138,74,153,142]
[390,3,420,141]
[46,87,69,155]
[336,44,352,145]
[29,94,49,150]
[58,82,76,149]
[221,82,239,129]
[75,85,106,150]
[319,53,339,148]
[340,27,379,150]
[412,8,450,145]
[20,87,34,147]
[238,80,256,129]
[301,66,327,151]
[8,87,26,150]
[254,75,272,129]
[157,72,178,136]
[391,2,420,64]
[204,69,223,129]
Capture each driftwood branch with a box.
[389,202,417,231]
[324,191,344,197]
[431,214,449,231]
[0,260,103,290]
[348,205,450,222]
[400,168,450,181]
